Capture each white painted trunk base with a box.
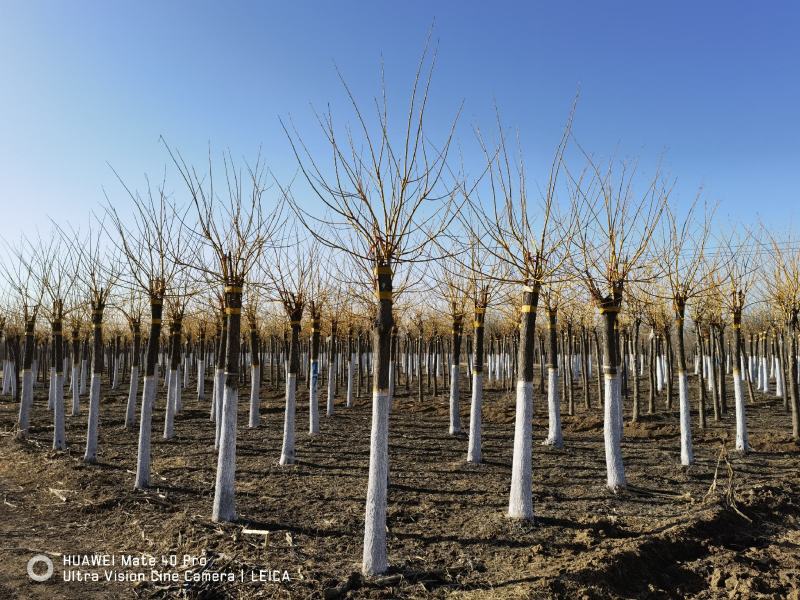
[678,372,693,465]
[280,374,297,465]
[467,373,483,463]
[327,360,335,416]
[83,374,101,462]
[125,366,139,428]
[212,381,239,522]
[543,368,562,448]
[362,390,390,575]
[309,360,320,434]
[346,357,355,408]
[508,381,534,520]
[197,359,206,401]
[449,365,460,435]
[71,365,80,416]
[18,370,34,435]
[603,374,626,491]
[53,372,66,450]
[135,376,157,488]
[249,365,260,428]
[163,369,178,439]
[733,372,749,453]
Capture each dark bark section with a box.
[373,266,394,392]
[517,287,540,382]
[144,289,165,377]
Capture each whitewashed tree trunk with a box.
[309,359,320,434]
[734,373,749,453]
[175,366,183,413]
[467,373,483,463]
[83,374,102,462]
[508,381,534,519]
[48,367,55,410]
[604,373,626,490]
[53,372,66,450]
[543,368,562,447]
[163,369,177,439]
[279,374,297,465]
[656,356,663,392]
[212,380,238,522]
[79,359,87,395]
[18,370,34,434]
[197,359,205,401]
[71,364,80,416]
[135,375,157,488]
[214,369,224,448]
[678,372,693,465]
[327,359,335,416]
[248,364,260,428]
[346,355,355,408]
[448,364,460,435]
[362,389,390,576]
[125,366,139,428]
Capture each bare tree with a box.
[283,46,461,574]
[105,172,189,489]
[469,106,574,519]
[657,197,716,465]
[567,154,669,491]
[166,144,283,522]
[0,235,44,438]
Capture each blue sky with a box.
[1,0,798,241]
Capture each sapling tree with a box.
[284,46,461,574]
[762,228,800,440]
[106,172,189,489]
[657,199,715,465]
[1,236,44,439]
[263,234,316,465]
[167,144,282,522]
[471,108,574,519]
[718,230,759,453]
[68,216,121,463]
[117,291,145,429]
[567,155,668,491]
[244,291,263,428]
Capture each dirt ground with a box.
[1,368,799,599]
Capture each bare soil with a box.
[1,369,799,599]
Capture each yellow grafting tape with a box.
[290,320,301,326]
[599,305,621,314]
[226,307,242,315]
[474,307,486,314]
[374,266,393,275]
[473,321,483,328]
[520,305,533,313]
[151,319,162,325]
[225,286,243,293]
[377,291,393,301]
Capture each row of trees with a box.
[1,53,799,576]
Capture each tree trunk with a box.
[543,307,562,447]
[362,264,394,576]
[212,284,243,522]
[135,292,164,489]
[508,286,539,520]
[467,306,486,463]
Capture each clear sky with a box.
[1,0,798,241]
